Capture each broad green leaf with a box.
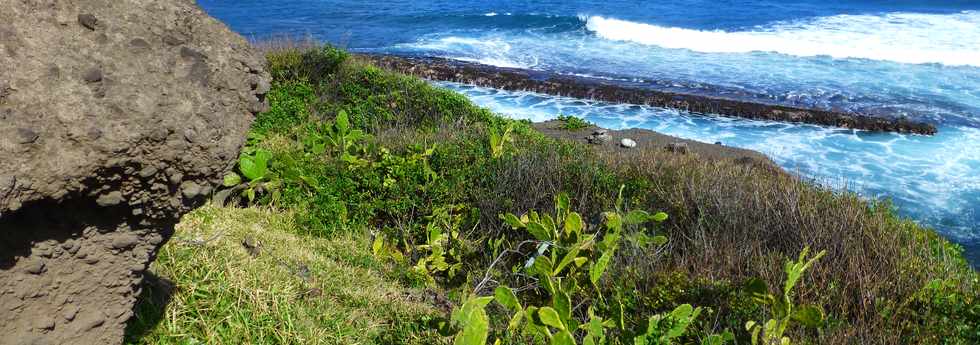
[372,235,384,256]
[604,212,622,230]
[590,251,613,285]
[564,212,583,236]
[453,300,489,345]
[651,235,668,246]
[550,330,575,345]
[625,210,649,225]
[526,222,551,241]
[667,305,700,338]
[553,245,580,276]
[494,286,521,312]
[553,290,572,325]
[531,256,554,278]
[223,172,242,187]
[670,304,694,320]
[537,307,564,330]
[792,305,825,328]
[508,310,525,331]
[556,193,570,218]
[651,212,669,222]
[335,110,350,133]
[501,213,525,229]
[239,155,259,181]
[542,215,557,239]
[702,331,735,345]
[584,315,605,345]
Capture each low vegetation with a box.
[556,115,593,131]
[128,43,978,344]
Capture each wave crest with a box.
[583,12,980,67]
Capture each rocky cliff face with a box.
[0,0,269,343]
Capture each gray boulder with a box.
[0,0,269,344]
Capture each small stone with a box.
[111,234,140,250]
[242,236,261,257]
[592,129,608,136]
[16,128,38,144]
[82,68,102,83]
[138,166,158,178]
[22,259,44,274]
[666,142,690,154]
[63,306,79,321]
[77,14,98,30]
[129,38,150,50]
[79,315,105,331]
[620,138,637,148]
[34,316,55,330]
[96,191,124,206]
[180,181,203,199]
[301,287,322,299]
[586,133,612,145]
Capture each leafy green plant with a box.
[557,115,593,131]
[222,147,282,204]
[744,247,827,345]
[489,122,515,159]
[412,205,468,284]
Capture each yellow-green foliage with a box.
[126,206,439,344]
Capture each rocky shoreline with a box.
[367,55,938,135]
[533,120,778,168]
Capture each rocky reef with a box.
[368,55,937,135]
[0,0,269,344]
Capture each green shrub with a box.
[557,114,593,130]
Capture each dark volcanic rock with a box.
[368,55,937,135]
[0,1,269,344]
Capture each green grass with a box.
[126,206,440,345]
[129,43,979,345]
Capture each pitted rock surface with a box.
[0,1,269,344]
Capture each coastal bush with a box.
[131,42,977,345]
[557,114,593,130]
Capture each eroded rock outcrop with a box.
[0,1,269,344]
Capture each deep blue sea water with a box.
[198,0,980,265]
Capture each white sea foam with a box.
[395,36,538,69]
[432,80,980,242]
[583,11,980,67]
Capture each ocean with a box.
[197,0,980,265]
